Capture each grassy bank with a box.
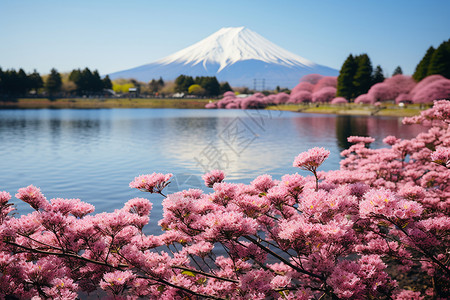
[0,98,213,109]
[267,103,428,117]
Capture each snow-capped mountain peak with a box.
[157,26,315,72]
[108,27,338,88]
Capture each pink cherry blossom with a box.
[312,86,336,103]
[347,136,375,144]
[331,96,348,104]
[291,81,314,94]
[0,191,11,205]
[288,90,312,103]
[293,147,330,172]
[122,197,152,217]
[100,270,136,295]
[431,146,450,168]
[354,93,375,104]
[129,172,172,194]
[202,169,225,188]
[15,185,48,210]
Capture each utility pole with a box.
[252,78,266,91]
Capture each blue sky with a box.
[1,0,449,77]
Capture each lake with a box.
[0,108,425,234]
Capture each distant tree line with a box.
[0,68,43,97]
[0,67,113,99]
[0,66,233,100]
[174,75,232,97]
[68,68,112,96]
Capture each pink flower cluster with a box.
[293,147,330,172]
[201,169,225,188]
[129,172,172,194]
[354,74,450,104]
[431,146,450,168]
[0,100,448,299]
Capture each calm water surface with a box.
[0,108,425,234]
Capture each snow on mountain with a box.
[157,26,315,72]
[109,27,338,89]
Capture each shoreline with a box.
[0,98,426,117]
[267,103,427,117]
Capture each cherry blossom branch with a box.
[10,239,227,300]
[243,235,324,281]
[4,240,128,269]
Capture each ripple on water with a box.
[0,108,426,234]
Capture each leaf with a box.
[182,270,196,277]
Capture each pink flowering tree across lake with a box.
[0,101,449,299]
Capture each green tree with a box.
[102,75,112,90]
[392,66,403,76]
[45,68,62,97]
[427,39,450,79]
[17,69,30,94]
[196,76,220,97]
[69,68,105,95]
[149,77,165,94]
[336,54,357,100]
[0,68,36,96]
[158,77,164,87]
[91,70,104,92]
[353,54,373,97]
[28,69,43,93]
[220,82,232,94]
[413,46,435,81]
[149,79,158,93]
[0,67,3,95]
[175,75,194,93]
[69,69,82,94]
[372,65,385,85]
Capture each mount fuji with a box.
[109,27,338,89]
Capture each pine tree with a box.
[149,77,165,94]
[353,54,373,97]
[200,77,220,96]
[102,75,112,90]
[69,69,82,94]
[17,69,30,95]
[413,46,435,81]
[28,69,43,93]
[45,68,62,97]
[337,54,357,100]
[220,82,232,94]
[372,65,385,85]
[392,66,403,76]
[427,39,450,79]
[0,67,3,95]
[91,70,104,93]
[175,75,194,93]
[157,77,164,87]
